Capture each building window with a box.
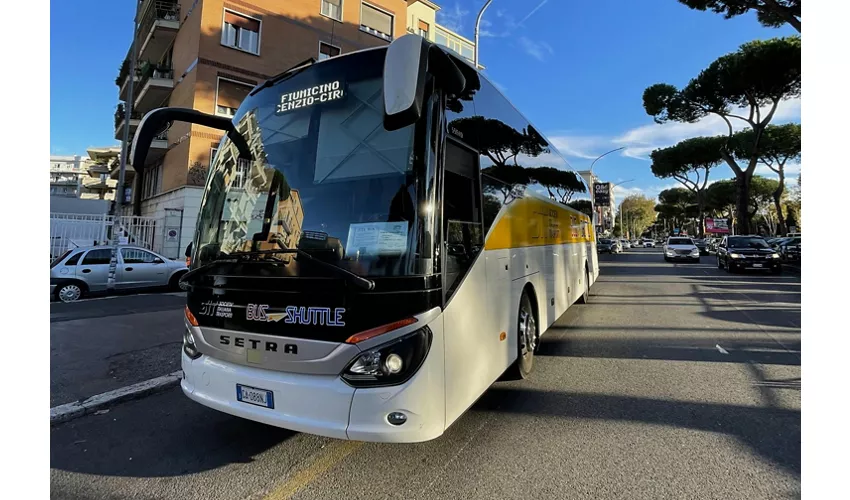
[360,3,393,41]
[418,20,429,38]
[142,163,163,200]
[215,78,254,117]
[210,147,218,168]
[318,41,341,61]
[320,0,342,22]
[461,43,473,60]
[221,10,261,55]
[435,29,448,47]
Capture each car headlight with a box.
[183,326,202,359]
[729,253,742,259]
[769,253,780,259]
[342,327,432,388]
[665,250,674,256]
[690,249,700,255]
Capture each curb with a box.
[50,370,183,425]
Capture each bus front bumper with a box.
[181,340,446,443]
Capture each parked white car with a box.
[50,245,188,302]
[621,239,631,249]
[643,239,656,248]
[663,237,701,263]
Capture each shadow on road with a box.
[473,386,801,476]
[51,389,296,477]
[537,336,801,365]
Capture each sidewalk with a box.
[50,295,185,407]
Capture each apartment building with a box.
[50,156,86,198]
[116,0,475,252]
[50,152,118,201]
[405,0,478,66]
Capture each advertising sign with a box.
[705,218,730,234]
[593,182,611,207]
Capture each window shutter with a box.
[224,11,260,32]
[418,20,429,32]
[217,79,254,109]
[361,4,392,35]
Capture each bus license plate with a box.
[752,263,763,268]
[236,384,274,409]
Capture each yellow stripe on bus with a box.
[484,196,595,251]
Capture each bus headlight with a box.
[342,327,432,387]
[183,327,202,359]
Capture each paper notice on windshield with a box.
[346,222,409,256]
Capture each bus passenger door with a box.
[441,139,499,426]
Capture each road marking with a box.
[715,344,729,355]
[263,440,362,500]
[50,370,183,424]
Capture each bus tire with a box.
[507,291,537,380]
[576,266,590,304]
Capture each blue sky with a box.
[50,0,799,202]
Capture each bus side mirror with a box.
[131,107,253,171]
[383,35,465,131]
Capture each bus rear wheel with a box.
[576,267,590,304]
[507,292,537,380]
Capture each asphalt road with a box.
[50,293,186,406]
[50,248,801,500]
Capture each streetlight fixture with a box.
[474,0,493,69]
[589,146,625,175]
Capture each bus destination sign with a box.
[277,81,344,114]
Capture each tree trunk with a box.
[735,174,752,235]
[773,169,786,236]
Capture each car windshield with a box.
[193,49,436,278]
[728,237,771,249]
[667,238,692,245]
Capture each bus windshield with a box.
[194,49,436,278]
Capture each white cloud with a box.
[518,36,554,62]
[548,135,610,159]
[436,2,469,34]
[548,97,801,162]
[755,159,801,178]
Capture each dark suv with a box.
[716,235,782,274]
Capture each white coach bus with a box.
[131,35,598,443]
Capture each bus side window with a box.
[443,140,483,300]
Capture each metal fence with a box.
[49,213,159,260]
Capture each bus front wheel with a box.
[508,291,537,380]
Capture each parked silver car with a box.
[50,245,188,302]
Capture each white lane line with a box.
[50,370,183,424]
[716,344,729,355]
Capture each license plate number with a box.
[752,263,763,268]
[236,384,274,409]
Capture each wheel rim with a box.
[518,307,536,359]
[59,285,81,302]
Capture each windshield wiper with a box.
[228,249,376,291]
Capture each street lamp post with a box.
[611,179,634,238]
[108,1,141,290]
[474,0,493,70]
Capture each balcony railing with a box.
[114,104,143,130]
[137,62,174,91]
[137,1,180,42]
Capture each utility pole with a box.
[108,1,141,290]
[474,0,493,70]
[610,179,634,239]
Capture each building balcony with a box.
[137,0,180,62]
[114,105,142,141]
[135,64,174,113]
